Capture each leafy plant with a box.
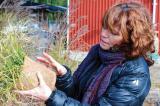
[0,31,25,103]
[0,1,37,104]
[32,0,67,7]
[0,0,88,105]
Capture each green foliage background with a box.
[32,0,68,7]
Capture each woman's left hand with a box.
[14,72,54,101]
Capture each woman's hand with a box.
[37,52,67,76]
[14,72,53,101]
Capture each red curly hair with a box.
[102,2,155,65]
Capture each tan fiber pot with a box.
[15,56,56,105]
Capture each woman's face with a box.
[100,28,123,50]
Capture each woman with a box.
[15,2,155,106]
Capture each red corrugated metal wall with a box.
[69,0,160,53]
[157,0,160,54]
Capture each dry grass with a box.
[0,1,38,105]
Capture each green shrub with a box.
[0,32,25,103]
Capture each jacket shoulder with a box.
[122,56,149,75]
[116,56,151,96]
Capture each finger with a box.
[36,57,50,67]
[14,90,34,96]
[37,56,57,73]
[36,72,46,86]
[29,95,42,101]
[43,52,57,65]
[19,92,42,102]
[37,56,56,68]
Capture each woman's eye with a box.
[112,33,118,36]
[114,34,119,36]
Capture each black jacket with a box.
[45,46,151,106]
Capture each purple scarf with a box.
[73,44,125,104]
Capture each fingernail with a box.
[36,57,40,59]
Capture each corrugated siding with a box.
[157,0,160,54]
[69,0,160,53]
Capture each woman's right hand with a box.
[37,52,67,76]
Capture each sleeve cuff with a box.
[45,90,56,104]
[45,90,67,106]
[56,65,72,83]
